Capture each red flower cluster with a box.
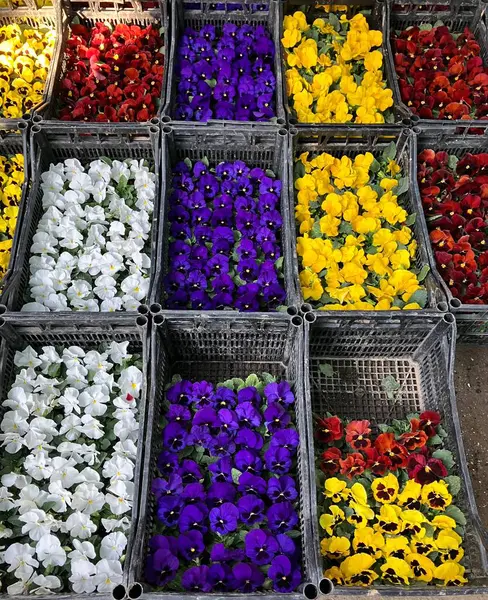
[316,411,446,483]
[392,24,488,120]
[58,22,164,122]
[418,149,488,303]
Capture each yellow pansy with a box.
[381,557,413,585]
[387,159,401,175]
[431,515,457,530]
[380,177,399,191]
[397,480,422,509]
[352,526,385,559]
[434,561,468,586]
[282,28,301,49]
[406,553,436,582]
[340,554,378,586]
[375,504,402,535]
[364,49,383,71]
[421,481,452,511]
[321,535,351,559]
[319,214,341,237]
[324,565,344,585]
[320,505,345,535]
[400,509,427,537]
[324,477,349,503]
[410,533,437,556]
[349,482,369,506]
[348,500,375,527]
[371,473,399,503]
[0,152,24,276]
[436,529,464,562]
[299,269,323,301]
[383,535,410,560]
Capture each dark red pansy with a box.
[315,416,343,444]
[320,447,342,476]
[339,452,366,480]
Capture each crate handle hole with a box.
[150,303,162,314]
[444,313,455,325]
[136,315,148,328]
[128,583,143,599]
[278,128,287,137]
[31,124,41,134]
[304,312,316,324]
[291,315,303,327]
[111,584,126,600]
[319,578,334,595]
[163,126,172,135]
[154,313,165,326]
[450,298,462,310]
[161,115,171,123]
[150,117,159,126]
[137,304,149,315]
[287,306,299,316]
[303,583,318,599]
[437,301,448,312]
[277,117,286,126]
[32,114,42,123]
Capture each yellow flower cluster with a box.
[0,23,55,118]
[282,11,394,123]
[295,147,427,310]
[320,476,466,587]
[0,152,23,275]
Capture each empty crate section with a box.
[4,123,161,312]
[304,312,488,589]
[127,313,318,597]
[0,313,149,595]
[153,126,296,311]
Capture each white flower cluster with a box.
[0,342,143,594]
[23,157,155,313]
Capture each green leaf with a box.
[405,212,417,226]
[311,220,322,238]
[445,505,467,526]
[448,155,459,171]
[233,378,245,389]
[395,177,409,196]
[408,289,428,308]
[205,78,217,88]
[101,156,113,166]
[419,23,433,31]
[275,256,284,272]
[339,221,353,235]
[261,372,276,385]
[319,363,335,378]
[445,475,461,496]
[294,161,305,179]
[201,156,209,167]
[265,169,276,178]
[418,264,430,283]
[217,379,235,390]
[47,363,61,378]
[432,449,455,470]
[245,374,260,388]
[184,158,192,169]
[328,12,341,31]
[370,159,381,173]
[428,434,443,446]
[287,529,301,539]
[231,468,242,484]
[423,523,435,538]
[382,141,397,162]
[381,375,400,400]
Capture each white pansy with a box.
[108,341,130,365]
[102,455,134,483]
[120,273,149,301]
[14,485,45,514]
[80,414,104,439]
[58,387,81,415]
[50,459,84,489]
[0,432,25,454]
[59,414,83,441]
[68,540,96,562]
[36,534,66,568]
[101,516,131,533]
[94,559,123,592]
[64,365,89,390]
[100,532,127,561]
[2,472,31,489]
[20,509,52,541]
[106,481,133,515]
[46,481,72,513]
[65,512,97,539]
[32,574,62,594]
[84,351,112,372]
[67,280,92,302]
[14,347,42,369]
[21,302,50,313]
[1,410,29,435]
[114,415,139,442]
[113,439,138,460]
[24,452,53,481]
[93,370,115,390]
[111,161,131,183]
[29,417,58,443]
[69,559,96,593]
[71,483,105,515]
[0,523,13,539]
[31,232,58,255]
[118,366,143,399]
[4,543,39,579]
[93,275,117,301]
[80,467,103,489]
[0,487,14,511]
[38,347,62,373]
[62,346,85,368]
[12,372,37,393]
[78,385,110,417]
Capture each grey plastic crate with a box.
[0,121,30,294]
[303,311,488,593]
[32,0,168,124]
[150,123,299,311]
[0,6,59,124]
[288,126,447,315]
[125,311,320,600]
[385,0,488,127]
[161,0,286,126]
[411,123,488,344]
[280,0,410,128]
[0,312,150,600]
[2,122,161,313]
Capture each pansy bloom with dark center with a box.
[146,374,302,592]
[315,412,468,586]
[58,22,164,122]
[174,23,276,121]
[164,158,286,311]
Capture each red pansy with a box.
[320,447,342,476]
[315,416,343,444]
[408,454,448,484]
[375,432,408,469]
[339,452,366,480]
[345,420,371,450]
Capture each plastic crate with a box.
[0,5,59,124]
[125,311,320,600]
[287,126,447,315]
[0,120,30,294]
[280,0,410,128]
[32,0,168,123]
[411,123,488,344]
[149,122,299,312]
[303,311,488,593]
[0,311,150,600]
[2,121,161,313]
[161,0,286,126]
[385,0,488,127]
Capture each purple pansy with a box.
[182,565,212,592]
[267,475,299,503]
[267,502,299,533]
[177,530,205,561]
[269,556,302,593]
[145,549,179,586]
[232,563,265,592]
[264,402,291,433]
[244,529,279,565]
[265,446,293,475]
[209,502,239,535]
[237,494,265,525]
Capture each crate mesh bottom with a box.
[310,357,424,422]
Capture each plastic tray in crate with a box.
[411,123,488,344]
[32,0,168,124]
[0,311,150,600]
[2,121,161,313]
[279,0,411,128]
[150,123,298,311]
[0,120,30,294]
[385,0,488,127]
[303,311,488,593]
[0,4,59,123]
[287,126,447,314]
[161,0,286,126]
[125,311,320,600]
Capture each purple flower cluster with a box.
[145,376,302,593]
[175,23,276,121]
[164,159,286,311]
